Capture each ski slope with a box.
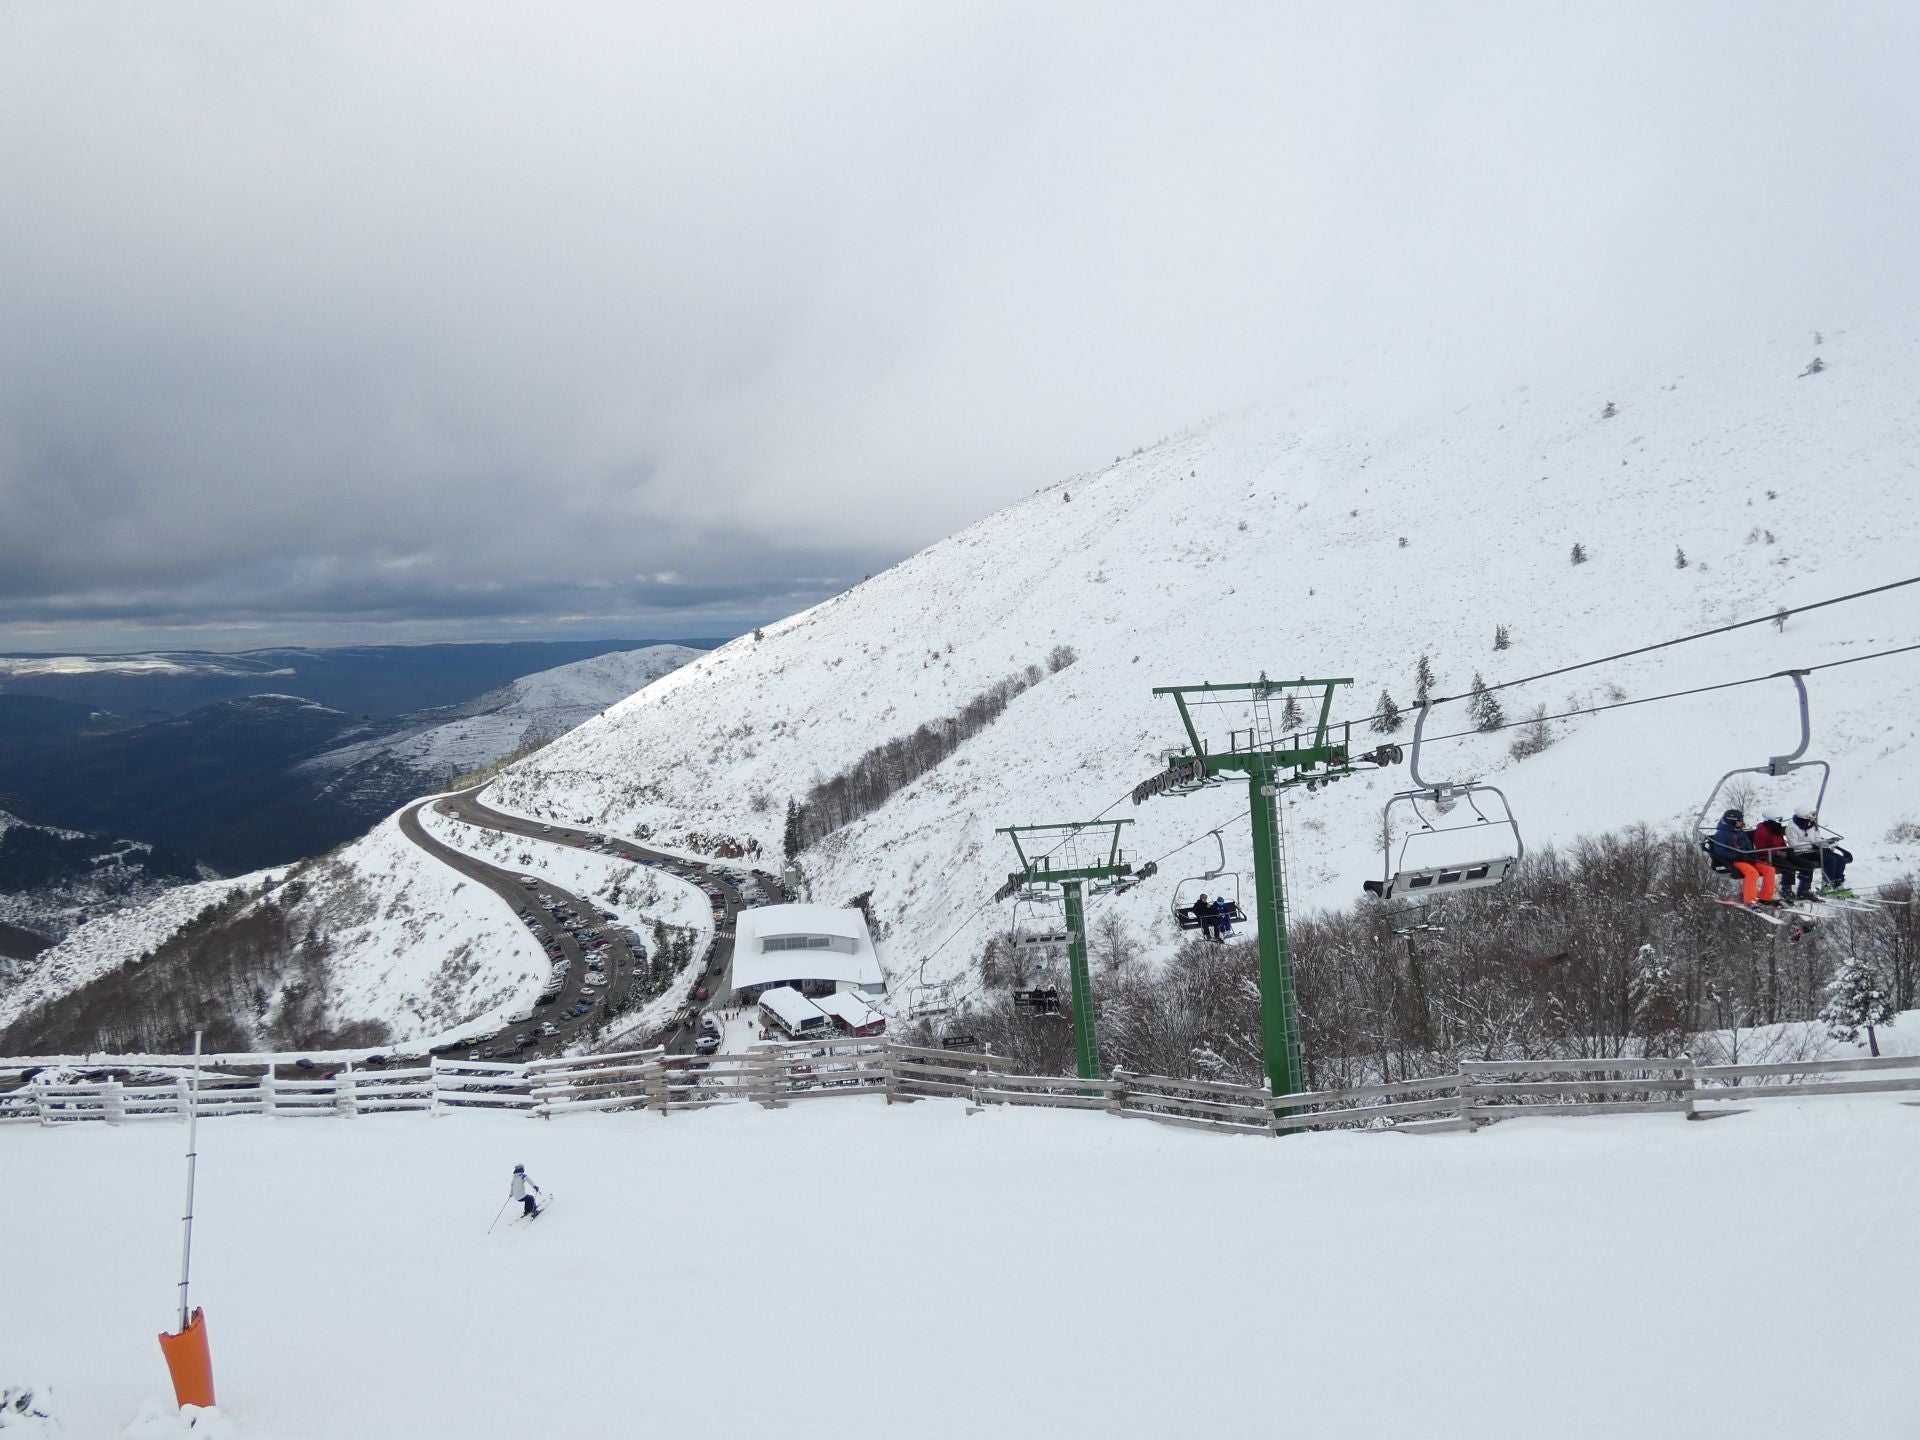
[491,319,1920,1000]
[6,1096,1916,1439]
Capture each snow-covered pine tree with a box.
[783,798,803,860]
[1494,624,1511,651]
[1469,672,1504,732]
[1280,694,1305,731]
[1371,690,1404,734]
[1675,546,1688,569]
[1414,654,1435,707]
[1821,955,1895,1056]
[1570,541,1588,564]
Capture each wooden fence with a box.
[4,1046,1916,1137]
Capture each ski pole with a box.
[486,1198,511,1234]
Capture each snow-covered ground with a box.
[6,1096,1916,1439]
[488,319,1920,1001]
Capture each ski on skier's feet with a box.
[511,1194,554,1225]
[1715,899,1785,925]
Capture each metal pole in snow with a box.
[177,1029,203,1333]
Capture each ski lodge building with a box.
[728,904,885,1007]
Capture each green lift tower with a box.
[1134,677,1401,1100]
[994,819,1135,1082]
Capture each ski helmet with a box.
[1721,807,1744,825]
[514,1163,525,1172]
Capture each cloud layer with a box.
[2,2,1914,649]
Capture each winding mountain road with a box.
[401,787,767,1060]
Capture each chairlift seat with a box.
[1017,930,1075,947]
[1363,855,1516,901]
[1174,901,1248,931]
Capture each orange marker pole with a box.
[158,1030,216,1408]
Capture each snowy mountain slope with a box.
[0,806,205,949]
[0,866,275,1032]
[490,320,1920,1002]
[303,644,703,786]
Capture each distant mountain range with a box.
[0,637,712,718]
[0,642,708,942]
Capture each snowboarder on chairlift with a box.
[1787,809,1855,896]
[509,1163,543,1218]
[1708,808,1780,907]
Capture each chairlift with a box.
[1364,700,1523,901]
[1694,669,1832,876]
[1172,830,1248,930]
[1011,987,1063,1015]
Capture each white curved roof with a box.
[731,904,884,991]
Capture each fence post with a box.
[428,1059,442,1117]
[1679,1053,1698,1121]
[644,1060,668,1115]
[103,1079,125,1126]
[336,1068,358,1118]
[883,1043,896,1106]
[1456,1069,1477,1129]
[1108,1067,1129,1118]
[174,1075,192,1125]
[753,1048,779,1109]
[259,1069,277,1117]
[968,1067,982,1110]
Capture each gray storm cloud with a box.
[2,1,1915,649]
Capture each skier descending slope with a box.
[508,1163,544,1220]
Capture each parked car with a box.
[538,1021,558,1037]
[506,1008,534,1024]
[695,1032,721,1055]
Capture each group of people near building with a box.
[1707,807,1854,906]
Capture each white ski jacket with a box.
[1784,818,1825,853]
[509,1172,537,1201]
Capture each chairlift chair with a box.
[1172,830,1249,930]
[1694,670,1832,879]
[1363,700,1524,902]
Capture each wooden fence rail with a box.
[5,1045,1915,1136]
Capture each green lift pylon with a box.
[994,819,1135,1082]
[1135,677,1402,1102]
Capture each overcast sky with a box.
[2,2,1914,652]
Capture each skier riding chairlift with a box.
[1692,670,1836,907]
[1172,831,1246,935]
